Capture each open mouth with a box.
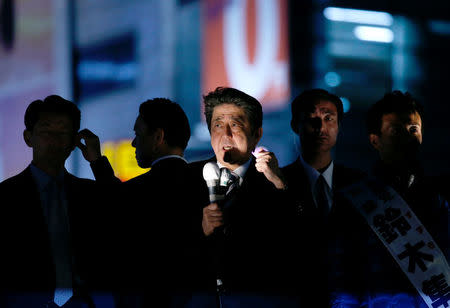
[223,145,233,151]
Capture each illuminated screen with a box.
[0,0,70,181]
[75,33,136,101]
[201,0,290,111]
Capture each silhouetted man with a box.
[282,88,364,307]
[0,95,98,308]
[78,98,193,306]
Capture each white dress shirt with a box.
[217,159,251,186]
[298,156,334,211]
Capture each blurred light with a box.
[78,61,137,81]
[340,97,351,113]
[429,20,450,36]
[194,123,211,142]
[323,7,393,27]
[102,140,148,181]
[324,72,341,87]
[353,26,394,43]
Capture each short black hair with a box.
[203,87,262,134]
[24,95,81,132]
[366,90,424,135]
[139,98,191,150]
[290,88,344,134]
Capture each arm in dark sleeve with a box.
[90,156,122,184]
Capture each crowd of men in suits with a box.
[0,87,448,308]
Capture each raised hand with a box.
[254,146,287,190]
[76,128,102,163]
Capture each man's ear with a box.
[23,130,32,148]
[369,133,380,150]
[154,128,165,145]
[255,127,263,143]
[69,132,77,152]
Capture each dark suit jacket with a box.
[0,166,99,299]
[283,158,450,307]
[282,158,367,306]
[90,156,196,296]
[188,157,296,296]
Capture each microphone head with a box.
[203,162,220,181]
[203,162,224,203]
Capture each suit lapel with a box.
[19,167,56,287]
[21,167,53,244]
[289,159,316,216]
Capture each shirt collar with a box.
[151,155,187,167]
[217,159,251,184]
[30,163,65,192]
[298,155,334,190]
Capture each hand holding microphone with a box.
[203,163,229,295]
[202,162,225,236]
[253,146,287,190]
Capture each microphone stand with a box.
[213,201,226,308]
[213,191,237,308]
[203,163,235,308]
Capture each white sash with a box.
[340,177,450,308]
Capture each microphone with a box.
[203,162,225,203]
[203,162,227,296]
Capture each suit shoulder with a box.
[281,160,303,181]
[335,163,364,173]
[187,158,215,175]
[188,158,210,168]
[0,168,31,187]
[334,164,367,187]
[281,160,297,172]
[282,160,299,170]
[66,173,96,187]
[0,174,20,186]
[124,170,150,184]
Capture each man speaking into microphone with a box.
[188,87,298,306]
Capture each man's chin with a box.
[136,159,151,169]
[223,150,246,164]
[305,143,333,154]
[221,150,252,167]
[45,154,69,164]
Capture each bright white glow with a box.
[324,72,341,87]
[353,26,394,43]
[323,7,393,27]
[203,162,220,181]
[194,123,211,142]
[78,61,137,81]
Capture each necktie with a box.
[46,179,73,306]
[219,168,240,238]
[219,168,240,196]
[315,175,330,216]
